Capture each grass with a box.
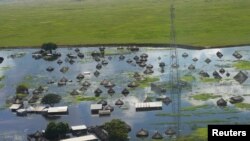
[233,60,250,70]
[0,0,250,47]
[155,112,192,117]
[137,76,160,88]
[75,95,101,102]
[177,128,207,141]
[235,103,250,110]
[181,104,210,111]
[191,93,221,101]
[0,75,6,81]
[181,75,196,82]
[200,77,220,83]
[0,66,11,71]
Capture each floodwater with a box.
[0,46,250,141]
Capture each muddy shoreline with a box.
[0,43,249,50]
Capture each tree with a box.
[41,42,57,54]
[41,94,61,106]
[103,119,129,141]
[45,121,70,140]
[16,84,29,94]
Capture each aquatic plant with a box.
[191,93,221,101]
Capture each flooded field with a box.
[0,46,250,141]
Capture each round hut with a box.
[217,98,227,106]
[121,88,130,96]
[229,96,244,104]
[115,99,124,106]
[104,105,114,112]
[152,131,163,139]
[136,128,149,138]
[97,99,108,106]
[128,81,139,88]
[165,128,176,136]
[46,66,54,72]
[96,63,102,70]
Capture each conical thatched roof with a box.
[219,68,225,74]
[234,71,248,84]
[77,52,84,59]
[100,79,109,85]
[146,64,153,69]
[188,64,195,70]
[140,53,148,58]
[233,51,243,59]
[139,62,146,67]
[205,58,211,64]
[133,72,141,78]
[126,59,133,63]
[60,66,69,73]
[115,99,124,105]
[94,57,101,62]
[152,131,163,139]
[119,55,125,60]
[102,60,108,65]
[136,128,149,137]
[229,96,244,104]
[159,62,165,67]
[60,77,68,82]
[216,51,223,58]
[182,52,188,58]
[46,66,54,72]
[70,89,80,95]
[94,88,103,94]
[82,81,91,87]
[144,68,154,74]
[94,70,100,77]
[128,81,139,88]
[96,63,102,70]
[217,98,227,106]
[97,99,108,106]
[104,81,115,88]
[107,88,115,95]
[122,88,130,96]
[134,55,139,60]
[213,71,222,79]
[192,57,198,62]
[75,48,80,52]
[57,59,63,64]
[165,128,176,136]
[76,73,85,80]
[104,105,114,112]
[199,70,210,77]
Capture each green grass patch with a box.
[200,77,220,83]
[235,103,250,110]
[191,93,221,101]
[105,49,131,56]
[0,66,11,71]
[1,0,250,47]
[181,75,196,82]
[0,75,6,81]
[181,105,210,111]
[177,128,207,141]
[233,60,250,70]
[155,112,192,117]
[137,76,160,88]
[75,96,101,102]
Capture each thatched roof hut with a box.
[144,68,154,74]
[134,55,139,61]
[77,52,84,59]
[100,79,109,86]
[199,70,210,77]
[152,131,163,139]
[104,81,115,88]
[46,66,54,72]
[102,60,108,65]
[226,72,230,77]
[146,64,154,69]
[165,128,176,136]
[128,81,139,88]
[126,59,133,64]
[205,58,211,64]
[71,89,80,95]
[159,62,165,67]
[94,70,100,77]
[139,62,146,67]
[182,52,188,58]
[136,128,149,137]
[115,99,124,105]
[233,51,243,59]
[57,59,63,64]
[76,73,85,80]
[96,63,102,70]
[97,99,108,106]
[121,88,130,96]
[213,71,222,79]
[219,68,225,74]
[140,53,148,58]
[229,96,244,104]
[60,66,69,73]
[107,88,115,95]
[216,51,223,58]
[94,88,103,95]
[94,57,101,62]
[104,105,114,112]
[188,64,195,70]
[217,98,227,106]
[192,57,198,62]
[75,48,80,52]
[234,71,248,84]
[0,57,4,64]
[119,55,125,60]
[82,81,91,87]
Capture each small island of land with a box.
[0,0,250,48]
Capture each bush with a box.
[41,94,61,106]
[103,119,129,141]
[45,121,70,140]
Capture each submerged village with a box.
[0,44,250,141]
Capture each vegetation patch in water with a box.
[0,66,11,71]
[191,93,221,101]
[0,75,6,81]
[233,60,250,70]
[137,76,160,88]
[155,112,192,117]
[235,103,250,110]
[200,77,220,83]
[75,96,101,102]
[177,128,207,141]
[181,105,210,111]
[0,83,4,89]
[105,50,131,56]
[181,75,196,82]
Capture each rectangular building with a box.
[135,102,162,111]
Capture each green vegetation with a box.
[191,93,221,101]
[233,60,250,70]
[235,103,250,110]
[137,76,160,88]
[200,77,220,83]
[0,75,5,81]
[1,0,250,47]
[45,121,70,140]
[177,128,207,141]
[103,119,129,141]
[0,83,4,89]
[105,49,131,56]
[181,75,195,82]
[181,105,210,111]
[0,66,11,71]
[41,42,57,53]
[152,119,227,125]
[155,112,191,117]
[75,95,101,102]
[41,94,61,106]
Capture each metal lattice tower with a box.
[169,0,181,137]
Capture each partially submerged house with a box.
[135,102,162,111]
